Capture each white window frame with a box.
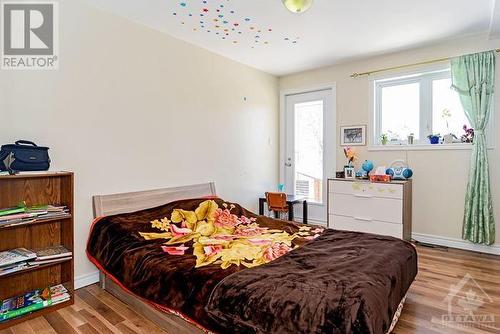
[370,64,494,150]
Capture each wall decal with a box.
[171,1,299,48]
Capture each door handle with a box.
[285,162,292,167]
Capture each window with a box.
[373,67,491,146]
[379,81,421,141]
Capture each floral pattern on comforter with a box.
[139,200,324,269]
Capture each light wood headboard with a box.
[92,182,217,218]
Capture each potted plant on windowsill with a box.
[461,125,474,143]
[443,133,458,144]
[442,109,456,144]
[427,134,441,144]
[380,133,388,145]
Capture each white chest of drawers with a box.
[327,178,412,240]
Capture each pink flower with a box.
[203,245,223,256]
[170,224,193,237]
[161,245,189,255]
[214,208,240,228]
[238,216,257,225]
[247,238,272,246]
[311,228,324,234]
[211,234,237,240]
[234,223,268,237]
[263,243,292,262]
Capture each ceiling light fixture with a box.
[282,0,313,13]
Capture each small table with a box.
[259,195,308,224]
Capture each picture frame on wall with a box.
[340,125,366,146]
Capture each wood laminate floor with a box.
[1,244,499,334]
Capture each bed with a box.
[87,182,417,334]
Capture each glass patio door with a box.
[284,89,334,223]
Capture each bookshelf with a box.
[0,172,74,329]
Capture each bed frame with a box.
[91,181,405,334]
[92,182,217,334]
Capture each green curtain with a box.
[451,51,496,245]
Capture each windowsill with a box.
[368,143,494,151]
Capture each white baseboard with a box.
[75,271,100,289]
[412,232,500,255]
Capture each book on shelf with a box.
[0,284,70,322]
[0,248,36,268]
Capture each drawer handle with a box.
[354,194,373,198]
[354,216,373,222]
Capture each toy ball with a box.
[386,168,394,177]
[362,160,374,173]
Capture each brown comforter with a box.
[87,198,417,334]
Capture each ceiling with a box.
[85,0,499,76]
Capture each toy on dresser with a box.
[359,160,414,183]
[369,166,392,183]
[386,160,413,180]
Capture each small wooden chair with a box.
[265,192,288,220]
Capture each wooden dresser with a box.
[327,178,412,240]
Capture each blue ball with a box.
[386,168,394,177]
[362,160,374,173]
[403,168,413,179]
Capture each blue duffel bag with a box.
[0,140,50,174]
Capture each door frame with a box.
[279,83,337,217]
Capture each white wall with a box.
[0,0,279,283]
[279,34,500,249]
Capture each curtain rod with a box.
[350,49,500,78]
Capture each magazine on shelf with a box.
[0,219,36,228]
[0,206,25,217]
[0,213,34,222]
[50,284,68,295]
[32,245,72,261]
[0,248,37,268]
[28,256,72,266]
[0,287,51,322]
[35,211,70,220]
[50,285,70,305]
[0,263,39,277]
[0,284,70,322]
[46,205,68,212]
[26,204,67,214]
[0,205,69,228]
